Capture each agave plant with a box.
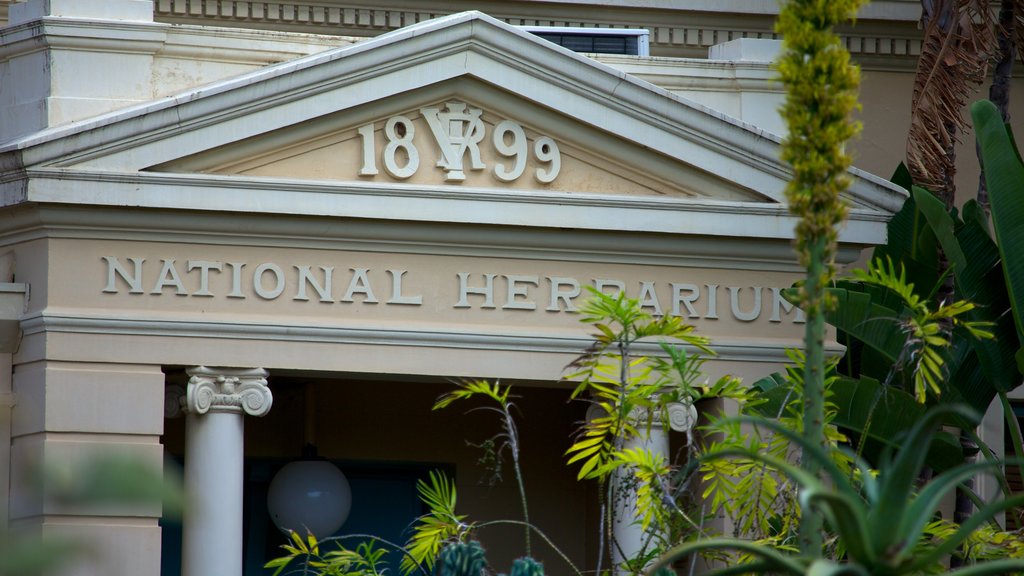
[647,405,1024,576]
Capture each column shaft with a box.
[612,428,669,569]
[183,411,245,576]
[610,401,695,573]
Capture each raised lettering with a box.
[387,269,422,305]
[455,273,496,309]
[151,259,187,296]
[341,268,378,303]
[188,260,222,297]
[421,102,486,181]
[534,137,560,183]
[295,266,334,302]
[503,275,539,310]
[382,116,419,180]
[103,256,145,294]
[769,287,806,323]
[671,283,700,318]
[226,262,246,299]
[705,284,720,319]
[493,120,527,182]
[546,277,580,312]
[638,281,663,315]
[594,279,625,296]
[253,263,285,300]
[356,123,379,176]
[729,286,762,322]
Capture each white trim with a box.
[22,312,835,363]
[9,169,892,245]
[0,205,828,272]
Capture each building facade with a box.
[0,1,1018,575]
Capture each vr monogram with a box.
[356,101,561,183]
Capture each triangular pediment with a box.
[0,11,906,243]
[153,80,760,201]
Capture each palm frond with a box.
[907,0,996,199]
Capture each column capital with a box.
[666,401,698,433]
[185,366,272,417]
[585,400,697,433]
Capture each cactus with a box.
[434,542,549,576]
[508,556,544,576]
[434,541,487,576]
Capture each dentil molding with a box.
[144,0,925,67]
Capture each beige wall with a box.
[855,70,1024,207]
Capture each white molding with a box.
[0,205,828,272]
[22,312,837,363]
[0,17,169,59]
[7,168,893,245]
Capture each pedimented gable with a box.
[0,11,906,242]
[153,80,762,202]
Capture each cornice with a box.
[23,311,835,364]
[0,203,819,271]
[0,168,891,250]
[0,17,168,59]
[146,0,926,69]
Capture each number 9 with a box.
[492,120,527,182]
[534,137,560,183]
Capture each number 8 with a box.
[382,116,419,180]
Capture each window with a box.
[520,26,650,56]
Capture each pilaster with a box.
[7,360,166,576]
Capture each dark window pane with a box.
[529,32,640,55]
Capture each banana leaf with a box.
[973,99,1024,374]
[748,375,964,472]
[873,178,939,292]
[914,186,1020,394]
[824,285,906,371]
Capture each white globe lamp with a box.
[267,453,351,538]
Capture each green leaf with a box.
[824,286,905,367]
[947,559,1024,576]
[974,99,1024,361]
[647,537,807,576]
[868,405,980,549]
[913,185,967,273]
[872,190,939,291]
[827,375,963,471]
[802,490,874,565]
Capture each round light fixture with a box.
[266,457,351,538]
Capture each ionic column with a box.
[181,367,272,576]
[609,401,697,573]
